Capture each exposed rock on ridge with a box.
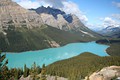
[0,0,43,30]
[30,7,89,31]
[30,6,103,38]
[88,66,120,80]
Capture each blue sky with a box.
[13,0,120,30]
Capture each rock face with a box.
[0,0,101,38]
[88,66,120,80]
[30,6,103,39]
[30,6,90,31]
[0,0,43,30]
[19,75,67,80]
[47,75,68,80]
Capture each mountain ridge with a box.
[0,0,43,31]
[30,6,90,31]
[30,6,102,38]
[98,26,120,38]
[0,0,102,52]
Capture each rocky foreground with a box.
[87,66,120,80]
[19,66,120,80]
[20,75,67,80]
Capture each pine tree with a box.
[23,64,29,77]
[40,64,46,80]
[0,50,8,71]
[0,50,8,80]
[36,66,41,74]
[14,68,19,80]
[30,62,40,80]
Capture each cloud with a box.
[101,17,120,28]
[111,14,120,20]
[62,1,88,23]
[13,0,40,9]
[112,1,120,9]
[87,16,120,31]
[13,0,88,23]
[38,0,66,8]
[37,0,88,23]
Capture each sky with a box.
[13,0,120,30]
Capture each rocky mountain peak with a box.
[30,6,101,39]
[1,0,12,2]
[0,0,43,31]
[30,6,66,19]
[30,6,88,31]
[0,0,17,6]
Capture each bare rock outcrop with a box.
[31,6,88,31]
[88,66,120,80]
[19,75,67,80]
[0,0,43,30]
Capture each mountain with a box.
[0,0,43,31]
[98,26,120,38]
[30,6,101,37]
[1,25,97,52]
[0,0,102,52]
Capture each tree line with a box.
[0,51,47,80]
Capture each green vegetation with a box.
[30,62,41,80]
[0,50,120,80]
[0,51,47,80]
[0,50,8,80]
[106,43,120,56]
[23,64,29,77]
[40,64,47,80]
[96,39,120,56]
[0,50,23,80]
[0,25,100,52]
[46,52,120,80]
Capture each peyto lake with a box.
[5,42,109,68]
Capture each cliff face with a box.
[0,0,43,30]
[30,7,88,31]
[30,6,103,39]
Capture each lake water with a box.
[5,42,109,68]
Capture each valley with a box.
[0,25,101,52]
[5,41,108,68]
[0,0,120,80]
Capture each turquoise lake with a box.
[5,42,109,68]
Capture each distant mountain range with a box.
[98,26,120,38]
[0,0,102,52]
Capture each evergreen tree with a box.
[0,50,8,80]
[30,62,40,80]
[23,64,29,77]
[14,68,19,80]
[36,66,41,74]
[15,68,23,79]
[40,64,46,80]
[0,50,8,71]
